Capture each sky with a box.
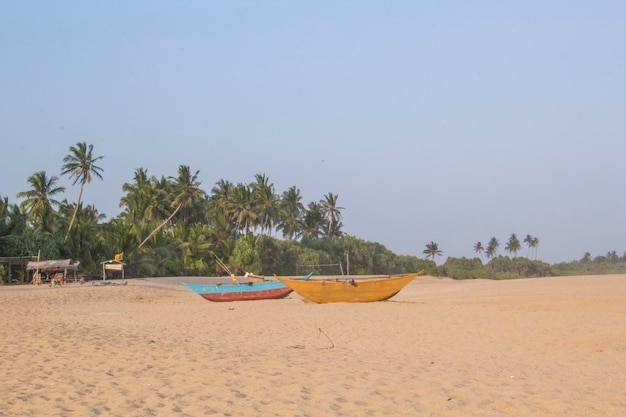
[1,1,625,264]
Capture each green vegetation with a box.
[0,142,436,282]
[440,256,551,280]
[551,251,626,276]
[1,142,624,283]
[437,245,625,280]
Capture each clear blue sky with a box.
[2,1,625,264]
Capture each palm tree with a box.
[581,252,592,262]
[320,192,344,238]
[61,142,104,240]
[137,165,205,250]
[210,179,234,207]
[173,222,212,275]
[120,169,169,224]
[423,241,442,261]
[206,209,236,255]
[485,237,499,260]
[16,171,65,233]
[224,183,257,236]
[530,236,539,260]
[63,203,106,273]
[523,234,533,258]
[0,196,9,236]
[473,241,484,259]
[301,201,325,239]
[250,173,278,237]
[0,196,21,238]
[505,233,521,257]
[278,186,304,240]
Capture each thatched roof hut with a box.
[26,259,80,271]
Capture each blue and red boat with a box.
[181,273,312,302]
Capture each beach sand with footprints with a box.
[1,274,625,416]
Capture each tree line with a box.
[2,142,623,283]
[423,234,540,262]
[421,236,626,280]
[0,142,432,282]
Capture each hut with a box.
[26,259,81,285]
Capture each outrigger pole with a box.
[211,252,238,284]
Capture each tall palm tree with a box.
[505,233,521,257]
[120,169,168,225]
[278,186,304,240]
[210,179,234,206]
[320,192,344,238]
[250,173,278,237]
[16,171,65,233]
[61,142,104,240]
[473,241,484,260]
[206,209,236,254]
[523,234,532,258]
[63,203,106,273]
[119,169,170,249]
[485,237,499,259]
[0,196,22,262]
[224,183,257,236]
[0,195,19,238]
[423,241,442,260]
[301,201,325,239]
[173,222,212,275]
[137,165,205,250]
[530,236,539,260]
[0,196,9,235]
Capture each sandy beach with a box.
[1,274,624,416]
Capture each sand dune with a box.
[1,274,624,416]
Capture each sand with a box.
[1,274,624,416]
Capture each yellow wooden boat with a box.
[276,270,424,303]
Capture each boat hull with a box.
[181,273,312,302]
[182,281,292,302]
[277,271,423,303]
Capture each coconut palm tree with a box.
[523,234,540,260]
[320,192,344,238]
[0,198,28,257]
[206,209,236,254]
[250,173,278,237]
[136,165,205,250]
[224,183,257,236]
[302,201,325,239]
[523,234,532,258]
[173,222,212,275]
[16,171,65,233]
[210,179,234,207]
[61,142,104,240]
[505,233,521,257]
[63,203,106,273]
[120,169,169,225]
[530,236,539,260]
[423,241,442,260]
[278,186,304,240]
[0,196,24,238]
[473,241,484,259]
[485,237,499,259]
[0,196,10,236]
